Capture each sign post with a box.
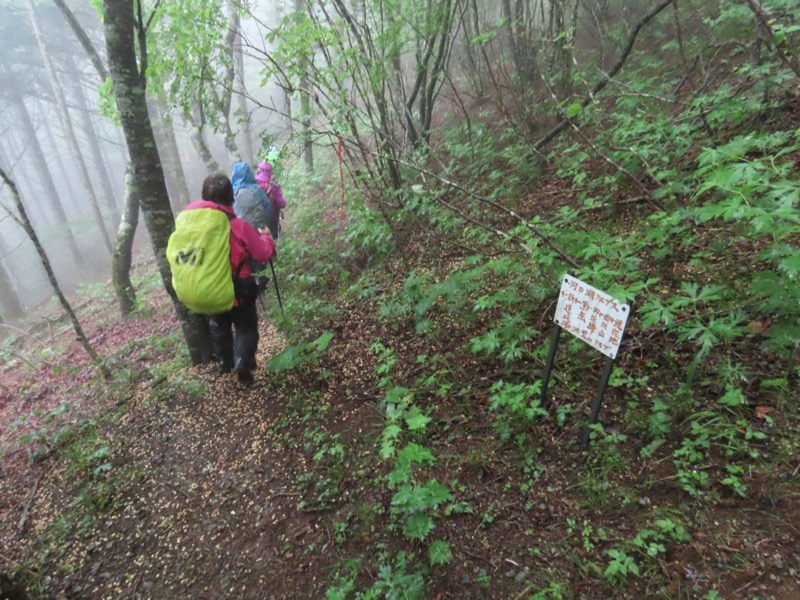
[542,274,631,446]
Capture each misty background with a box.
[0,0,291,317]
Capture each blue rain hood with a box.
[231,161,259,192]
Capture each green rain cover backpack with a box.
[166,208,235,314]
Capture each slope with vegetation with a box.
[2,0,800,598]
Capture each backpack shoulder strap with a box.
[226,212,253,278]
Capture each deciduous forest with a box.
[1,0,799,598]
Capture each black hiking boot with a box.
[235,358,254,383]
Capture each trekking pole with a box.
[268,260,287,324]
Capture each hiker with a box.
[231,161,272,233]
[169,173,275,382]
[231,161,275,291]
[255,160,286,241]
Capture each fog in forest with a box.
[0,0,289,321]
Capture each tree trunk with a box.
[502,0,523,80]
[26,0,113,256]
[234,29,254,163]
[64,51,121,226]
[112,165,139,314]
[52,0,109,80]
[0,236,24,322]
[220,1,242,165]
[295,0,314,173]
[148,98,183,214]
[188,114,222,174]
[43,116,84,215]
[103,0,214,364]
[66,50,119,225]
[0,165,109,378]
[156,97,191,207]
[11,93,84,265]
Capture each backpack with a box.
[166,207,236,314]
[263,181,282,239]
[234,186,272,231]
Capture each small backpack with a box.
[263,181,282,239]
[166,208,236,314]
[234,186,272,231]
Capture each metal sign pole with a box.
[541,325,562,409]
[581,356,616,447]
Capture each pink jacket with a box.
[184,200,275,279]
[255,162,286,209]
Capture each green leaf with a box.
[404,512,434,540]
[266,343,309,372]
[404,408,431,432]
[313,331,335,352]
[420,480,453,508]
[391,484,416,509]
[566,102,582,118]
[719,386,746,407]
[428,540,452,566]
[93,463,112,475]
[396,443,436,465]
[779,253,800,279]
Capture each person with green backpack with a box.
[166,173,275,382]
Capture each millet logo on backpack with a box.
[174,248,205,266]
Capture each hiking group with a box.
[166,160,287,383]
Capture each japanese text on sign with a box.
[554,275,630,359]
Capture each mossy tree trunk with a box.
[103,0,213,364]
[112,165,139,315]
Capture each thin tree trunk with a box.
[43,117,83,215]
[55,0,143,315]
[296,0,314,172]
[103,0,214,364]
[155,98,191,206]
[188,114,222,174]
[64,52,121,226]
[219,3,242,165]
[0,165,109,378]
[11,93,84,265]
[112,165,139,314]
[502,0,523,80]
[2,128,50,228]
[52,0,109,80]
[148,97,183,214]
[26,0,113,255]
[0,235,24,322]
[234,28,254,162]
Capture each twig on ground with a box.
[0,553,39,577]
[130,571,142,599]
[164,483,192,499]
[17,472,43,532]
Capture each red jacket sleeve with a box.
[236,219,275,263]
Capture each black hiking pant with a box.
[208,298,259,371]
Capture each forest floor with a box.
[1,198,800,599]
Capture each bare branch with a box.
[533,0,673,151]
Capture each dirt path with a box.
[2,311,349,599]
